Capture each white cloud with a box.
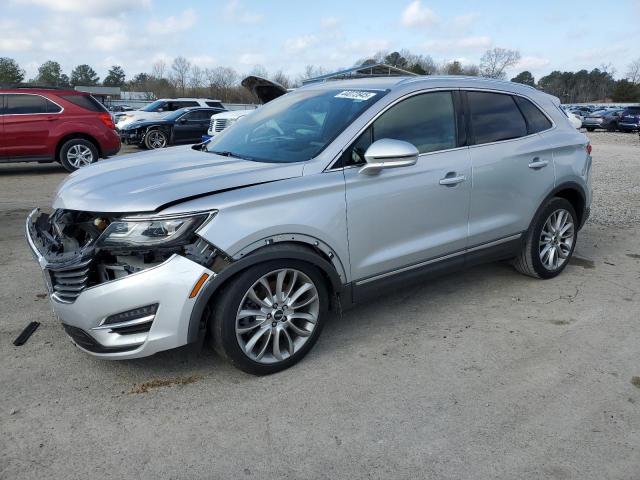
[225,0,263,24]
[147,9,198,34]
[321,16,340,29]
[239,53,264,65]
[188,55,217,68]
[0,37,33,51]
[11,0,150,17]
[517,56,551,71]
[451,13,479,30]
[284,35,318,53]
[401,0,438,28]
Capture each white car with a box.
[207,77,287,137]
[116,98,224,130]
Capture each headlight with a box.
[97,212,214,249]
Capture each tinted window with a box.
[5,94,47,114]
[206,101,224,108]
[181,110,212,121]
[45,99,62,113]
[142,100,167,112]
[468,91,527,144]
[59,94,106,112]
[170,101,199,110]
[373,91,456,154]
[514,96,552,133]
[624,107,640,114]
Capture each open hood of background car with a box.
[241,76,289,104]
[52,146,303,213]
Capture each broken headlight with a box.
[97,212,214,249]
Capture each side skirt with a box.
[349,234,523,305]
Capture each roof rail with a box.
[0,83,70,90]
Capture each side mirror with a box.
[359,139,419,176]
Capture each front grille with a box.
[213,118,229,133]
[49,259,92,303]
[62,324,139,354]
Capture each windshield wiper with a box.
[209,150,254,161]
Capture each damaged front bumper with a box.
[26,209,216,359]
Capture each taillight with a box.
[98,112,115,130]
[586,143,592,155]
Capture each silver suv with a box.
[27,76,592,375]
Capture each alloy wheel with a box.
[235,268,320,364]
[539,208,575,270]
[66,144,94,168]
[147,131,167,149]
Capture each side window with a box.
[154,101,168,112]
[174,101,199,109]
[5,94,47,114]
[206,101,224,108]
[339,91,457,168]
[467,91,527,144]
[373,91,456,154]
[514,96,552,133]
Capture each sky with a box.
[1,0,639,82]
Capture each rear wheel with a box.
[606,122,617,132]
[513,197,578,279]
[586,127,595,132]
[209,260,328,375]
[59,138,98,172]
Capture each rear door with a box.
[465,90,555,247]
[173,110,211,142]
[0,95,5,160]
[344,90,472,282]
[4,94,62,160]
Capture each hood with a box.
[211,109,253,120]
[53,146,304,213]
[241,76,288,104]
[121,117,171,130]
[116,111,162,127]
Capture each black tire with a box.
[513,197,578,279]
[209,260,329,375]
[606,122,617,132]
[586,127,595,132]
[144,129,168,149]
[58,138,98,172]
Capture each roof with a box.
[74,86,121,96]
[302,63,418,85]
[0,86,80,94]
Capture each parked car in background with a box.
[561,108,583,129]
[618,106,640,132]
[109,105,134,112]
[207,76,287,138]
[27,76,592,374]
[115,98,225,129]
[0,87,120,172]
[582,109,624,131]
[119,107,224,149]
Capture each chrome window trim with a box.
[1,92,65,116]
[354,233,522,286]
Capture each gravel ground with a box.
[1,133,639,479]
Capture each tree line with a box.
[1,49,639,103]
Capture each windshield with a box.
[142,100,166,112]
[206,88,387,163]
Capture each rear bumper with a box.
[618,123,639,131]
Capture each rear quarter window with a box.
[514,96,552,133]
[59,94,107,112]
[205,101,224,108]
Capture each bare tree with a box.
[479,48,521,79]
[270,70,292,89]
[189,65,205,93]
[151,60,166,80]
[205,66,238,101]
[249,64,269,79]
[171,56,191,96]
[626,58,640,84]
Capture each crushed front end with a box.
[26,208,229,358]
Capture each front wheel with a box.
[586,127,595,132]
[144,129,168,149]
[513,197,578,279]
[209,260,329,375]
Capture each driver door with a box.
[342,91,471,284]
[173,110,210,143]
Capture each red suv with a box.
[0,87,121,172]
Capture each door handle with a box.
[439,173,466,186]
[528,158,548,169]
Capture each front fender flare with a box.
[187,242,343,343]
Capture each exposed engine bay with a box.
[27,209,230,302]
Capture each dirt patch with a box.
[550,319,573,326]
[626,254,640,260]
[631,377,640,389]
[130,375,203,394]
[570,257,595,269]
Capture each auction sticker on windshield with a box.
[335,90,377,101]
